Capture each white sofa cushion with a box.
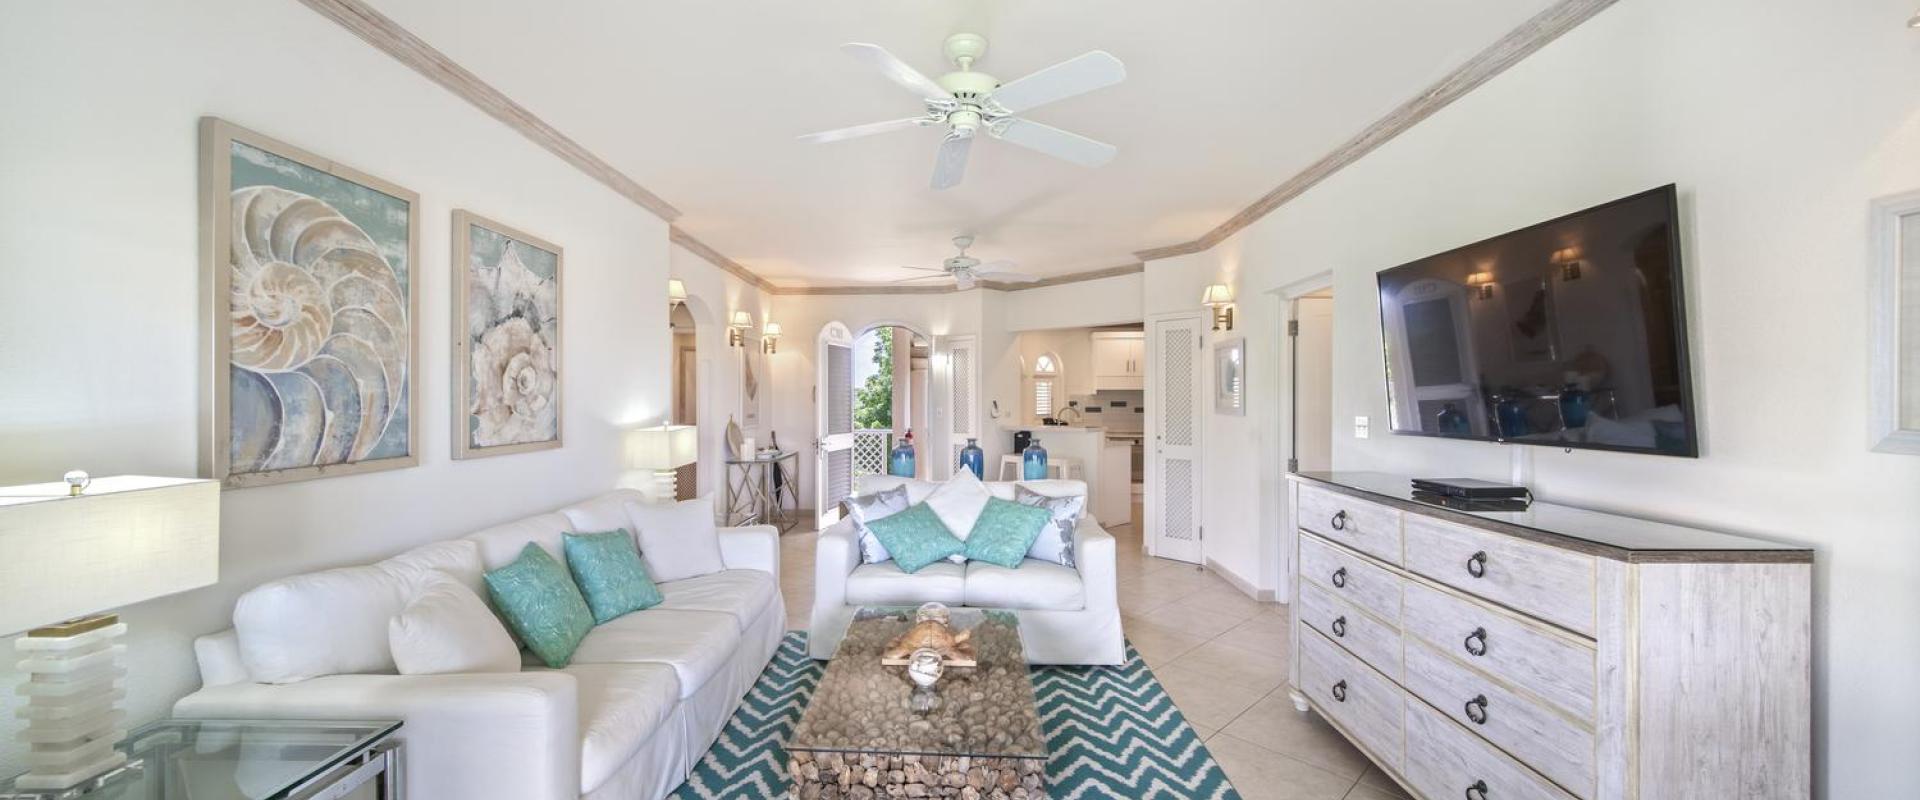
[233,540,485,684]
[845,561,966,606]
[559,490,647,536]
[856,475,938,504]
[569,608,741,698]
[559,663,681,794]
[922,471,992,554]
[624,497,728,583]
[389,572,520,676]
[655,570,776,631]
[963,560,1085,611]
[465,512,575,570]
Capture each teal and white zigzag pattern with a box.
[671,633,1241,799]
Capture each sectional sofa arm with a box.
[1073,517,1119,613]
[815,519,861,605]
[718,524,780,581]
[174,671,580,800]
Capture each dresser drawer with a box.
[1401,581,1596,720]
[1403,639,1596,799]
[1403,515,1596,637]
[1299,627,1404,771]
[1298,581,1402,681]
[1299,534,1403,626]
[1297,484,1403,564]
[1404,697,1576,800]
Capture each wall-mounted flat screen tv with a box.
[1375,184,1697,457]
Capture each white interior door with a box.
[1294,296,1335,471]
[816,321,854,529]
[1147,314,1204,564]
[942,335,979,480]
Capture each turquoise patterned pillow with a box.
[863,502,966,573]
[563,529,663,625]
[965,497,1054,569]
[484,543,595,668]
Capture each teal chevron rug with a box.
[670,632,1242,799]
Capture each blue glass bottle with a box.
[958,438,984,479]
[1022,437,1049,481]
[1558,384,1592,430]
[888,432,916,478]
[1495,396,1531,438]
[1436,403,1470,435]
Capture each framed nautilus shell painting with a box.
[451,210,562,459]
[199,118,420,488]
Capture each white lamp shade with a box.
[763,321,783,338]
[1201,283,1235,306]
[627,425,699,471]
[729,310,753,329]
[0,476,220,635]
[667,278,688,302]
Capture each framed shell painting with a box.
[452,210,562,459]
[199,118,420,488]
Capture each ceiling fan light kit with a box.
[801,32,1127,190]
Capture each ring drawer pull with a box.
[1330,510,1349,531]
[1331,567,1348,588]
[1330,616,1347,637]
[1331,680,1348,702]
[1465,779,1489,800]
[1464,627,1489,657]
[1465,694,1489,725]
[1466,550,1488,578]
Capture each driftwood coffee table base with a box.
[787,751,1046,800]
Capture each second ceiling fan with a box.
[801,33,1127,190]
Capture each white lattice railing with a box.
[852,430,892,478]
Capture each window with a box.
[1031,353,1060,418]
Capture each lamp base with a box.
[13,614,130,791]
[636,469,679,505]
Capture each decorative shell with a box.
[883,619,975,663]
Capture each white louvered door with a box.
[942,335,979,480]
[1148,314,1204,564]
[816,321,855,529]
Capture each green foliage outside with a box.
[854,327,893,431]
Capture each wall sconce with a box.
[761,322,782,354]
[1466,271,1495,299]
[1909,8,1920,27]
[1201,283,1236,331]
[1550,247,1584,281]
[728,310,752,347]
[667,278,687,310]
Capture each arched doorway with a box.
[814,320,932,529]
[670,302,698,499]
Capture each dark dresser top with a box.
[1291,471,1813,564]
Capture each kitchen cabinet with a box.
[1091,331,1144,390]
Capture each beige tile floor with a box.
[775,499,1409,800]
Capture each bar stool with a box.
[997,454,1083,481]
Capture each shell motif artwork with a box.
[215,130,417,487]
[454,211,562,458]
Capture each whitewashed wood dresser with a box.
[1285,472,1811,800]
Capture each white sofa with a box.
[174,489,784,800]
[810,476,1123,665]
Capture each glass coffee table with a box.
[790,608,1047,799]
[0,719,402,800]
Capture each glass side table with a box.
[2,719,402,800]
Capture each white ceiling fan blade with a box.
[841,43,953,100]
[891,273,952,283]
[931,134,973,190]
[898,266,948,272]
[798,117,932,144]
[987,51,1126,114]
[974,269,1039,284]
[990,119,1117,167]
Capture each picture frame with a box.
[199,117,421,488]
[742,337,765,431]
[451,209,563,459]
[1214,337,1246,415]
[1870,189,1920,454]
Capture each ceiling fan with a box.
[800,33,1126,190]
[894,235,1040,290]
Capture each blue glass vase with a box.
[1558,385,1592,430]
[888,436,916,478]
[1495,396,1531,438]
[958,438,984,479]
[1022,438,1049,481]
[1436,403,1470,435]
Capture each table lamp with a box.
[1,473,220,791]
[627,425,698,504]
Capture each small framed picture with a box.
[1871,189,1920,453]
[1214,337,1246,416]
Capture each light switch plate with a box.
[1354,416,1370,438]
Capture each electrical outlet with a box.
[1354,416,1370,439]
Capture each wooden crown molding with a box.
[1131,0,1618,263]
[669,226,772,290]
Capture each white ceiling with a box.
[366,0,1555,286]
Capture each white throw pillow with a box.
[389,572,520,676]
[623,496,728,582]
[845,485,912,564]
[923,470,993,558]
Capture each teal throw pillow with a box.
[863,502,966,573]
[563,529,663,625]
[484,543,595,668]
[965,497,1053,569]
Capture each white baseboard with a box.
[1205,557,1279,603]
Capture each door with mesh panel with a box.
[1148,314,1204,564]
[816,322,855,529]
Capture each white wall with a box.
[1145,0,1920,794]
[667,244,770,504]
[0,0,675,772]
[1002,272,1145,331]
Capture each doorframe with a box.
[815,321,856,530]
[1144,310,1205,563]
[1271,270,1334,604]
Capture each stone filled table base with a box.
[787,751,1046,800]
